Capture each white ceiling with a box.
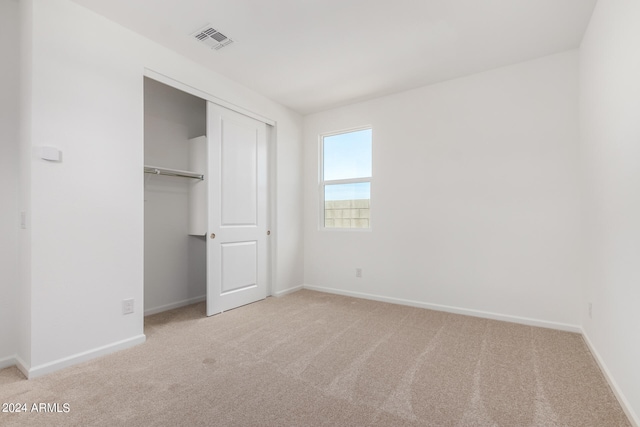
[71,0,597,115]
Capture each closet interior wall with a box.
[144,78,207,315]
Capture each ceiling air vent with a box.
[192,25,234,50]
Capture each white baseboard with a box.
[272,284,304,297]
[27,334,146,379]
[302,284,581,333]
[15,355,29,378]
[144,295,206,316]
[0,355,16,370]
[582,331,639,427]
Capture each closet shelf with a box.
[144,165,204,181]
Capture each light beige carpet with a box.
[0,290,631,426]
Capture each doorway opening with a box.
[143,77,207,317]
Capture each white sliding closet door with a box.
[206,102,268,315]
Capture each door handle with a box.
[210,233,216,239]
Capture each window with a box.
[320,128,372,229]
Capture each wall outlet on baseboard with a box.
[588,302,592,319]
[122,299,135,315]
[356,268,362,278]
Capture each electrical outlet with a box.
[20,212,26,229]
[588,302,592,319]
[356,268,362,278]
[123,299,134,315]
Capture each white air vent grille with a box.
[192,25,234,50]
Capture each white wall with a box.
[0,0,21,368]
[17,0,34,372]
[304,51,582,330]
[144,78,206,314]
[19,0,303,376]
[580,0,640,423]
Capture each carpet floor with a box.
[0,290,631,426]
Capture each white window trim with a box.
[318,126,373,231]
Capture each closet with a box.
[144,78,207,315]
[143,76,270,317]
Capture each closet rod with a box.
[144,165,204,181]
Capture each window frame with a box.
[319,126,373,231]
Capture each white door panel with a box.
[221,120,258,226]
[221,241,257,294]
[207,103,268,315]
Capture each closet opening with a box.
[143,77,207,319]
